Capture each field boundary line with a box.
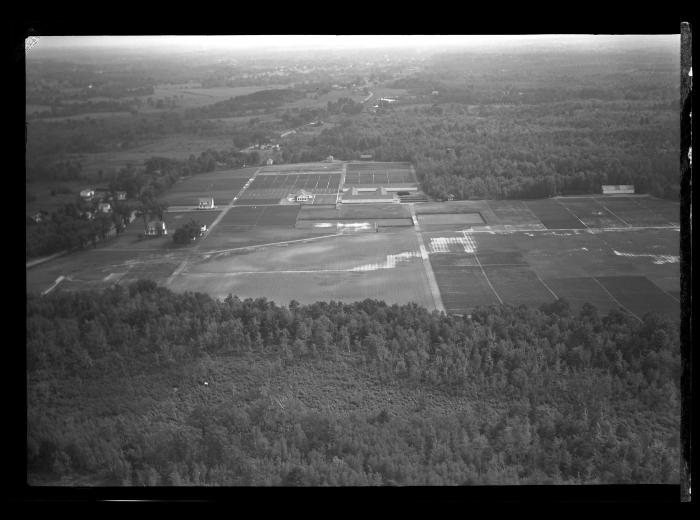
[519,201,546,226]
[629,197,679,227]
[593,199,631,227]
[662,289,681,303]
[410,203,446,314]
[166,170,262,287]
[553,199,590,230]
[200,233,345,256]
[590,277,643,322]
[41,275,65,296]
[533,272,559,300]
[471,251,504,305]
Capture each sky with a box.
[29,34,679,54]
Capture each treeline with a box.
[187,89,306,119]
[28,99,138,119]
[27,283,680,485]
[294,101,679,200]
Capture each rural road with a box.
[166,166,263,286]
[409,202,446,314]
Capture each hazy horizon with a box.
[27,34,680,58]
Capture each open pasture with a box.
[171,230,437,309]
[482,265,555,307]
[594,197,677,227]
[160,169,253,206]
[192,231,421,273]
[235,173,340,204]
[170,267,435,309]
[633,197,679,224]
[524,199,587,230]
[298,204,411,220]
[594,275,679,319]
[259,163,344,174]
[164,210,221,230]
[343,170,416,186]
[417,213,485,229]
[346,162,412,171]
[431,264,501,314]
[148,84,293,110]
[218,205,299,227]
[422,219,679,318]
[554,198,627,228]
[485,200,543,228]
[542,277,622,314]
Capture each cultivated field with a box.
[344,162,417,188]
[169,230,436,309]
[28,158,680,323]
[420,196,680,319]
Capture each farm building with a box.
[145,220,168,236]
[602,185,635,195]
[359,154,373,160]
[288,189,314,202]
[325,155,334,162]
[115,191,127,201]
[447,194,456,201]
[198,197,215,209]
[80,188,95,201]
[341,187,399,204]
[97,202,112,213]
[266,158,274,166]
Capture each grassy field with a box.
[170,230,436,308]
[147,84,293,110]
[298,204,411,220]
[417,213,485,227]
[259,163,344,174]
[27,160,681,323]
[160,168,257,206]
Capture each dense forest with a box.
[27,282,680,485]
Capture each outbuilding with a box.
[198,197,215,209]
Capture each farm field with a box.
[28,156,681,324]
[234,171,341,205]
[64,135,239,178]
[259,163,344,174]
[417,213,485,228]
[298,204,411,220]
[147,84,293,110]
[170,230,436,308]
[344,162,417,188]
[524,199,588,230]
[161,168,256,206]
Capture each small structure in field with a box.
[198,197,215,209]
[325,155,334,162]
[289,189,314,203]
[360,154,373,160]
[341,187,399,204]
[80,188,95,201]
[266,157,274,166]
[145,220,167,236]
[447,194,456,201]
[115,191,127,201]
[98,202,112,213]
[602,185,635,195]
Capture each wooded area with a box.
[27,282,680,485]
